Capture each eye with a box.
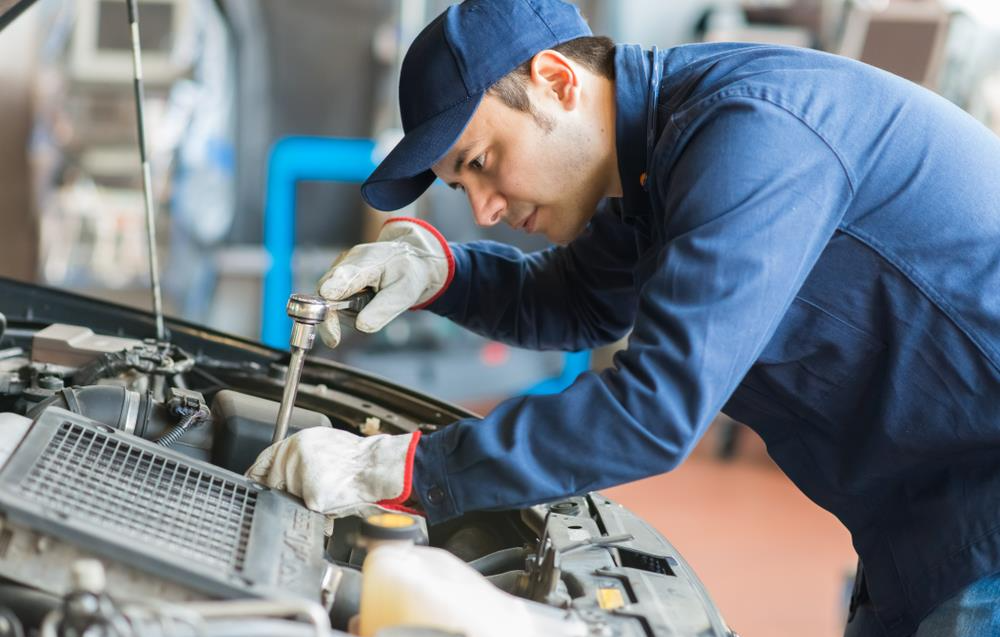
[469,153,485,171]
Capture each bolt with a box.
[550,501,580,515]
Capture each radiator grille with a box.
[18,421,255,572]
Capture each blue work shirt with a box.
[413,42,1000,635]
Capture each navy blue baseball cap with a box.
[360,0,592,211]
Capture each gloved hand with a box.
[245,427,422,519]
[317,217,454,347]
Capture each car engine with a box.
[0,279,733,637]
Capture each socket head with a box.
[286,294,329,324]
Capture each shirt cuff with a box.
[412,423,466,524]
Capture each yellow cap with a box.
[366,513,417,529]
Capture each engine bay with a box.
[0,278,731,637]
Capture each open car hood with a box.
[0,0,36,31]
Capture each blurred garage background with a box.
[0,1,998,635]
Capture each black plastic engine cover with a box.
[211,389,332,473]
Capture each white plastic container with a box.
[357,542,587,637]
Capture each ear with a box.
[527,49,580,110]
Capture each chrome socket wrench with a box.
[272,290,374,444]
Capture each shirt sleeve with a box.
[414,98,854,523]
[424,200,641,351]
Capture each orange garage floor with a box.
[603,418,858,637]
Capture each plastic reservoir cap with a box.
[361,513,425,544]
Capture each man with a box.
[247,1,1000,634]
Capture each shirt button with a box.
[426,486,445,505]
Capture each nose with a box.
[467,184,505,227]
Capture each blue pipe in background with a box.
[261,136,376,347]
[260,134,590,395]
[522,349,591,395]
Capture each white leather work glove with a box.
[246,427,422,519]
[317,217,453,348]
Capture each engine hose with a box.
[155,408,209,447]
[72,351,132,386]
[0,584,59,632]
[467,546,531,576]
[27,386,168,438]
[486,570,528,595]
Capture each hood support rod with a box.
[126,0,166,341]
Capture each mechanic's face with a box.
[432,52,617,245]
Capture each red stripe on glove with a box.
[376,430,423,515]
[382,217,455,309]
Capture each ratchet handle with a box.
[336,288,376,317]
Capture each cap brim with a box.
[362,93,484,211]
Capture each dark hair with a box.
[487,35,615,126]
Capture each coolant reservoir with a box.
[357,540,588,637]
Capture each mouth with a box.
[519,208,539,233]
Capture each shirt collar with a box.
[613,44,657,220]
